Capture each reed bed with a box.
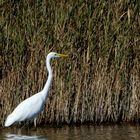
[0,0,140,126]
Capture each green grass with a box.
[0,0,140,126]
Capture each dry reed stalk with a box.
[1,0,140,126]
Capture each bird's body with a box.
[5,92,44,127]
[4,52,67,127]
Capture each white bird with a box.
[4,52,68,127]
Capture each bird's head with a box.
[47,52,68,59]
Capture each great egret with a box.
[4,52,68,127]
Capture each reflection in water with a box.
[2,127,48,140]
[1,124,140,140]
[5,133,46,140]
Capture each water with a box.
[1,124,140,140]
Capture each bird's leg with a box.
[34,118,37,128]
[17,128,21,135]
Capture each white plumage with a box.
[5,52,68,127]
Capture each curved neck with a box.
[41,56,53,100]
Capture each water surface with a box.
[1,124,140,140]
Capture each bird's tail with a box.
[5,115,15,127]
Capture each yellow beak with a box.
[58,53,68,57]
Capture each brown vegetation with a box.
[0,0,140,126]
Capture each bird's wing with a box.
[10,93,44,122]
